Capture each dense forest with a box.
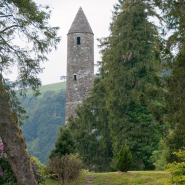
[20,90,66,163]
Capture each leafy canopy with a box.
[0,0,60,125]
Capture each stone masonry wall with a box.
[65,32,94,122]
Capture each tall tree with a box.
[98,0,161,170]
[0,0,60,184]
[149,0,185,163]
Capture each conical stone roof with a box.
[68,7,93,34]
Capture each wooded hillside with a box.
[20,82,66,163]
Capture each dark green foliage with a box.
[68,0,161,171]
[20,90,66,163]
[68,77,113,172]
[116,145,132,172]
[148,0,185,164]
[98,0,160,170]
[49,126,76,159]
[0,155,16,184]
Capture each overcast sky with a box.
[6,0,117,85]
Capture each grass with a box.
[45,179,60,185]
[44,171,170,185]
[23,81,66,98]
[91,171,170,185]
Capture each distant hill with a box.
[19,82,66,164]
[25,81,66,98]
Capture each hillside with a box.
[20,82,66,163]
[25,81,66,97]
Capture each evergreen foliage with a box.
[68,0,161,171]
[49,126,76,159]
[68,77,113,172]
[100,0,161,170]
[116,145,132,172]
[148,0,185,164]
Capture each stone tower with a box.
[65,7,94,123]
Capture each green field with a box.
[45,171,170,185]
[24,81,66,98]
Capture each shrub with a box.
[159,148,185,185]
[116,144,132,172]
[151,139,168,170]
[0,140,17,185]
[29,154,46,184]
[49,126,77,159]
[46,153,83,185]
[0,140,45,184]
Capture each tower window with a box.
[77,37,80,45]
[74,75,77,80]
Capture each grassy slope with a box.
[45,171,170,185]
[91,171,170,185]
[25,81,66,98]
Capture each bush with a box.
[159,148,185,185]
[49,126,76,159]
[0,140,45,185]
[116,145,132,172]
[46,153,83,185]
[0,140,17,185]
[29,154,46,184]
[151,139,168,170]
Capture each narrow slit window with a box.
[74,75,77,80]
[77,37,80,45]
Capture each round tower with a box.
[65,7,94,123]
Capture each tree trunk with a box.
[0,74,37,185]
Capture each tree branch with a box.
[0,25,19,33]
[0,15,13,18]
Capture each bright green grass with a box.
[24,81,66,98]
[45,171,169,185]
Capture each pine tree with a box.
[149,0,185,163]
[49,126,76,158]
[116,145,132,172]
[98,0,161,170]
